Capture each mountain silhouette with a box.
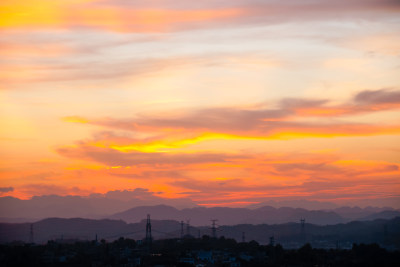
[1,196,398,224]
[108,205,346,225]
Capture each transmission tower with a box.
[145,214,152,250]
[242,232,245,243]
[29,224,34,244]
[210,219,218,238]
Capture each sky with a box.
[1,0,400,208]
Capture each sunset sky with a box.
[1,0,400,208]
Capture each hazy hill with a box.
[0,196,121,220]
[247,199,339,210]
[219,217,400,247]
[0,193,197,222]
[0,218,182,244]
[361,210,400,221]
[332,206,396,220]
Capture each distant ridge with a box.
[1,196,399,224]
[109,205,346,226]
[247,199,339,210]
[361,210,400,221]
[0,195,197,222]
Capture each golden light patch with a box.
[0,0,62,28]
[62,116,89,124]
[110,132,262,153]
[214,177,231,181]
[65,164,104,171]
[104,125,400,154]
[110,166,122,169]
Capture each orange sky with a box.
[1,0,400,208]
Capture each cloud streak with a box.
[57,144,242,166]
[62,89,400,150]
[0,187,14,193]
[2,0,399,207]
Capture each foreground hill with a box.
[1,217,399,249]
[0,218,181,244]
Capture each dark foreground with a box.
[1,236,399,267]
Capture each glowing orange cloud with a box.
[4,137,399,204]
[0,0,243,32]
[61,89,400,136]
[106,124,400,153]
[72,8,243,32]
[295,103,400,117]
[2,0,398,32]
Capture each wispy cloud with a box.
[57,144,241,166]
[0,187,14,193]
[19,183,87,197]
[2,0,399,207]
[62,89,400,147]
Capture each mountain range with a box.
[1,195,399,225]
[108,205,400,226]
